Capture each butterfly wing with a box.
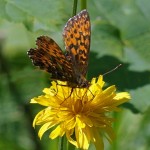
[27,36,74,81]
[63,10,91,77]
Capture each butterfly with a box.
[27,10,91,88]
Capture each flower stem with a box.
[111,112,122,150]
[59,136,75,150]
[80,0,87,10]
[72,0,78,16]
[59,136,67,150]
[68,141,76,150]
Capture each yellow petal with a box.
[50,125,65,139]
[30,98,38,103]
[113,92,131,106]
[103,85,116,96]
[30,95,53,106]
[75,126,89,150]
[76,116,86,128]
[38,122,52,139]
[97,75,105,88]
[114,92,131,101]
[66,130,78,148]
[33,109,46,127]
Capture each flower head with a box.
[31,75,130,150]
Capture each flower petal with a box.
[30,96,52,106]
[97,75,105,88]
[75,126,89,150]
[113,92,131,105]
[38,122,52,139]
[50,125,65,139]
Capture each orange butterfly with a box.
[27,10,91,88]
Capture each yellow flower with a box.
[31,75,130,150]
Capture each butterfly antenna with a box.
[103,64,122,76]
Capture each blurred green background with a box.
[0,0,150,150]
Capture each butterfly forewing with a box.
[63,10,91,77]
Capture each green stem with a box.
[68,141,76,150]
[59,136,65,150]
[67,132,76,150]
[111,112,122,150]
[80,0,87,10]
[72,0,78,16]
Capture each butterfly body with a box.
[28,10,91,88]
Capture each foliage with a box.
[0,0,150,150]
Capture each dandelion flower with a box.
[31,75,130,150]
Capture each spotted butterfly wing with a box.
[63,10,91,78]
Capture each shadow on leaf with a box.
[88,52,150,91]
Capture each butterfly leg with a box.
[60,87,74,105]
